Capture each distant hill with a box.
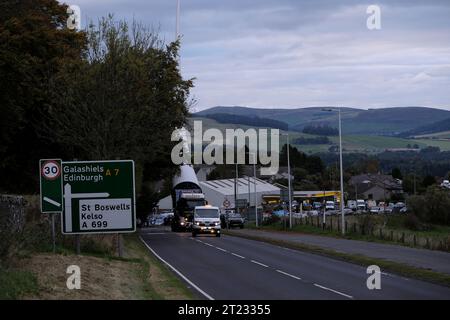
[192,113,289,130]
[194,106,450,136]
[397,117,450,138]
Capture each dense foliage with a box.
[0,1,193,218]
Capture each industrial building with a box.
[157,177,280,211]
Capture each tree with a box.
[422,175,436,188]
[43,16,194,191]
[408,186,450,225]
[391,167,403,180]
[0,0,86,193]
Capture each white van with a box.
[192,206,221,237]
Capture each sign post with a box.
[61,160,136,235]
[40,159,63,253]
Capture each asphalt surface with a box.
[140,227,450,300]
[229,229,450,275]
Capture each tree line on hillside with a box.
[0,1,193,220]
[196,113,289,131]
[397,117,450,138]
[294,136,331,145]
[302,124,338,136]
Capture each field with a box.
[189,117,450,154]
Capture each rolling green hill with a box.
[194,106,450,136]
[187,116,450,154]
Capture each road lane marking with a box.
[231,253,245,259]
[276,270,302,280]
[313,284,353,299]
[141,233,168,235]
[139,236,214,300]
[251,260,269,268]
[215,247,228,252]
[204,243,214,247]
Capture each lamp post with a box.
[322,108,345,235]
[280,133,293,229]
[251,153,258,227]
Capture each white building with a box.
[157,177,280,211]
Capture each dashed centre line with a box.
[276,270,302,280]
[313,284,353,299]
[251,260,269,268]
[191,237,355,299]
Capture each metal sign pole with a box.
[52,213,56,253]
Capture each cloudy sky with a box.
[70,0,450,111]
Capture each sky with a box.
[70,0,450,111]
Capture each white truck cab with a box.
[192,205,221,237]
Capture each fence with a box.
[287,215,450,252]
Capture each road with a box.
[228,228,450,275]
[140,227,450,300]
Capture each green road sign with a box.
[40,159,63,213]
[61,160,136,235]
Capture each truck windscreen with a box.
[187,200,205,209]
[195,209,219,218]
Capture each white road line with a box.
[276,270,302,280]
[313,284,353,299]
[251,260,269,268]
[141,233,168,235]
[195,240,203,243]
[215,247,228,253]
[204,243,214,247]
[231,253,245,259]
[139,236,214,300]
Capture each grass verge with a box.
[1,233,194,299]
[224,230,450,288]
[123,234,195,300]
[0,266,39,299]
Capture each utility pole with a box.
[235,164,238,212]
[338,107,345,235]
[287,134,292,229]
[252,153,258,227]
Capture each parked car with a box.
[370,206,382,214]
[308,210,319,217]
[221,212,245,229]
[312,202,322,210]
[325,201,335,211]
[356,199,366,211]
[153,216,165,226]
[343,207,353,215]
[347,200,357,211]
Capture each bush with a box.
[408,186,450,225]
[404,214,422,231]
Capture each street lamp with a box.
[280,133,293,229]
[322,108,345,235]
[249,152,258,227]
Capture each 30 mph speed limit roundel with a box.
[41,160,61,180]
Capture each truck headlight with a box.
[195,222,200,226]
[215,222,220,226]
